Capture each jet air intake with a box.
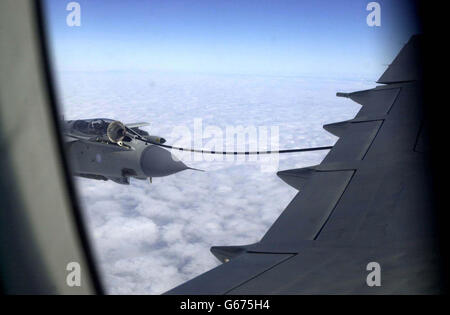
[107,121,126,145]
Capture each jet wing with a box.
[64,135,81,143]
[126,122,150,129]
[63,132,94,143]
[107,177,130,185]
[63,132,132,151]
[166,35,442,294]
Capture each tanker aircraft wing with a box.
[166,35,443,294]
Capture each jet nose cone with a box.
[140,145,189,177]
[160,138,166,144]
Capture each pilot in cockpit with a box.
[89,119,108,135]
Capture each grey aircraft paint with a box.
[63,118,190,184]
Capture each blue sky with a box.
[44,0,421,80]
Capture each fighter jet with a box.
[63,118,193,185]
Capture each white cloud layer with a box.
[56,71,373,294]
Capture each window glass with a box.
[43,0,420,294]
